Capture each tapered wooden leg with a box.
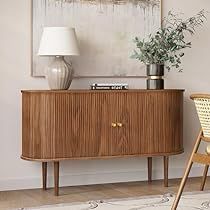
[42,162,47,190]
[164,156,169,187]
[171,130,203,210]
[200,165,209,191]
[54,162,60,196]
[148,157,152,183]
[171,161,193,210]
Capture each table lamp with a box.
[38,27,80,90]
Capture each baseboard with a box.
[0,166,206,191]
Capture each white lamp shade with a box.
[38,27,80,56]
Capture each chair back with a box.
[191,94,210,138]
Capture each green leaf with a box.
[131,9,207,70]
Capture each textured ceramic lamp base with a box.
[47,56,73,90]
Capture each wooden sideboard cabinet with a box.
[21,89,184,195]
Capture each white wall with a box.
[0,0,209,191]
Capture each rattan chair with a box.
[172,94,210,209]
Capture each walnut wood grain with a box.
[42,162,47,191]
[22,90,184,160]
[21,89,184,93]
[148,157,152,183]
[21,150,184,162]
[54,162,59,196]
[164,156,169,187]
[22,90,184,196]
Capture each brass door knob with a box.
[111,123,117,128]
[117,123,123,127]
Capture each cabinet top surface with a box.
[21,89,184,93]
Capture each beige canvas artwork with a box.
[32,0,161,77]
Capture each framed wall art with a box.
[31,0,162,78]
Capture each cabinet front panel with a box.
[22,90,183,160]
[102,91,183,156]
[23,92,111,159]
[136,91,183,155]
[103,92,140,156]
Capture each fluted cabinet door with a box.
[136,91,183,155]
[102,92,140,156]
[99,91,183,156]
[22,92,111,159]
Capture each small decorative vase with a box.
[146,64,164,90]
[46,56,74,90]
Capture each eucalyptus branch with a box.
[131,10,207,71]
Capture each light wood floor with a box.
[0,177,209,210]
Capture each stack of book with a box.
[90,83,129,90]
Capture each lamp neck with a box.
[54,56,65,62]
[55,55,64,59]
[53,56,71,65]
